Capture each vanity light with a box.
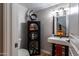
[63,10,66,16]
[49,10,56,17]
[59,7,64,16]
[49,7,67,17]
[56,12,59,16]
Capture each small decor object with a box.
[25,10,37,21]
[30,13,37,20]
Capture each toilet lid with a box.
[18,49,29,56]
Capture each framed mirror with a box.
[53,15,69,37]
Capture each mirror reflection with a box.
[56,16,66,36]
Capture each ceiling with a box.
[19,3,58,11]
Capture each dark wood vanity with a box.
[52,43,69,56]
[48,36,70,56]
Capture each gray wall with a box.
[69,3,79,55]
[37,10,53,52]
[37,3,69,52]
[12,4,28,55]
[69,3,79,35]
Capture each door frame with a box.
[3,3,19,56]
[3,3,12,56]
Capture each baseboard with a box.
[41,49,51,55]
[0,53,7,56]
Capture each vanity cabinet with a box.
[52,44,69,56]
[48,36,69,56]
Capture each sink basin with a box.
[48,36,70,46]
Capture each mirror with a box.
[53,15,69,37]
[57,16,66,36]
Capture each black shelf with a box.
[27,21,40,56]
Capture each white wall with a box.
[12,3,28,55]
[69,3,79,35]
[37,3,69,53]
[37,9,53,53]
[69,3,79,56]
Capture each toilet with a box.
[18,38,29,56]
[18,49,29,56]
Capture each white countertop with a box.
[48,36,70,46]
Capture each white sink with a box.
[48,36,70,46]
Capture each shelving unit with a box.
[27,21,40,56]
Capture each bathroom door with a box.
[0,3,3,56]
